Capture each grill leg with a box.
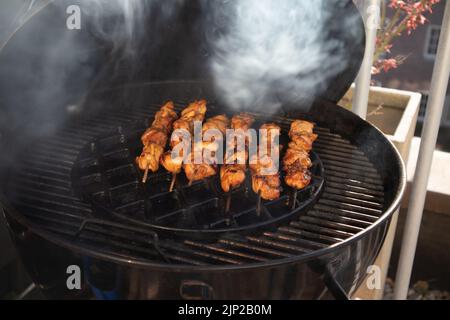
[324,272,349,300]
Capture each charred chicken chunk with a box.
[283,120,317,190]
[161,100,207,174]
[184,115,229,183]
[137,101,178,174]
[220,113,255,192]
[249,123,282,201]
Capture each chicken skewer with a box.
[220,113,255,192]
[160,100,207,191]
[184,115,229,184]
[250,123,282,215]
[136,101,178,183]
[220,113,255,213]
[283,120,318,209]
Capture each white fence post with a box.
[353,0,380,120]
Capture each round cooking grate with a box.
[72,118,325,239]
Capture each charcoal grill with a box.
[0,0,405,299]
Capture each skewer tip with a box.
[142,166,150,184]
[225,192,232,214]
[256,190,262,216]
[169,173,177,192]
[290,189,298,210]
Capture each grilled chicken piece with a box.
[251,175,281,201]
[172,100,207,139]
[136,144,165,173]
[198,114,230,154]
[287,133,317,152]
[259,123,281,156]
[160,151,184,174]
[184,115,230,183]
[220,164,247,193]
[184,162,218,182]
[283,120,317,190]
[231,113,255,131]
[260,123,281,139]
[283,148,312,169]
[249,124,282,201]
[161,100,207,174]
[141,127,168,148]
[289,120,315,135]
[288,120,317,152]
[249,153,279,176]
[202,114,229,136]
[284,169,311,190]
[137,102,178,172]
[220,113,255,192]
[180,100,207,123]
[224,149,248,165]
[170,120,191,148]
[141,102,178,146]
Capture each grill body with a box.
[0,82,405,300]
[5,220,389,299]
[0,1,405,300]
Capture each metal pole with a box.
[394,0,450,300]
[353,0,380,120]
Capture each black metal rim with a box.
[91,161,324,240]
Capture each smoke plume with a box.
[203,0,363,112]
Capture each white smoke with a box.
[205,0,362,112]
[0,0,362,146]
[0,0,186,138]
[83,0,185,59]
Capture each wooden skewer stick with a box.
[186,166,196,188]
[225,192,232,214]
[290,189,298,210]
[256,190,262,216]
[169,173,177,192]
[142,165,150,184]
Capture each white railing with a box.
[353,0,380,120]
[353,0,450,300]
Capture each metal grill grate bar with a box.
[278,226,344,244]
[218,239,292,258]
[307,210,371,229]
[184,240,268,263]
[298,215,363,233]
[291,220,356,238]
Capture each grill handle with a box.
[179,280,214,300]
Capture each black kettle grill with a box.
[0,0,406,299]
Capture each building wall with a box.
[375,1,446,92]
[374,0,450,139]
